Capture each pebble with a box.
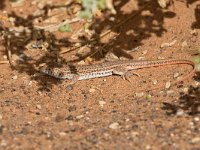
[166,90,174,94]
[99,101,106,107]
[66,85,73,91]
[190,137,200,144]
[173,72,179,78]
[109,122,119,129]
[131,131,139,137]
[89,88,96,93]
[109,17,115,21]
[157,56,165,60]
[0,140,7,147]
[194,117,199,122]
[142,50,148,55]
[146,145,151,150]
[3,55,7,59]
[181,41,188,47]
[138,57,144,60]
[28,81,33,86]
[183,87,189,93]
[65,115,74,121]
[36,104,42,110]
[165,81,171,89]
[77,60,86,65]
[176,109,184,116]
[15,26,25,33]
[12,75,18,80]
[37,2,45,9]
[190,29,198,36]
[14,32,20,37]
[160,40,177,48]
[10,0,24,7]
[76,115,84,119]
[59,132,67,136]
[152,79,158,85]
[135,92,144,98]
[146,94,152,100]
[157,0,169,8]
[8,17,16,24]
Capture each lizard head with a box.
[38,65,77,80]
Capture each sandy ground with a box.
[0,0,200,149]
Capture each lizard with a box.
[39,59,196,90]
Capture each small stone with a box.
[10,0,24,7]
[12,75,18,80]
[146,94,152,100]
[189,121,194,126]
[109,122,119,129]
[157,0,170,8]
[176,109,184,116]
[55,114,65,122]
[195,81,199,86]
[76,115,84,119]
[9,17,16,24]
[142,50,148,55]
[194,117,199,122]
[146,145,151,150]
[65,115,74,121]
[109,17,115,21]
[59,132,67,136]
[152,79,158,85]
[190,29,198,36]
[37,2,45,9]
[183,87,189,93]
[28,81,33,86]
[105,52,119,60]
[135,92,144,98]
[131,131,139,137]
[173,72,179,78]
[138,57,144,60]
[77,60,86,65]
[14,32,20,37]
[66,85,73,91]
[99,101,106,107]
[36,105,42,110]
[15,26,25,33]
[89,88,96,93]
[181,41,188,47]
[160,40,177,48]
[157,56,165,60]
[0,140,7,147]
[3,55,7,59]
[0,115,3,120]
[166,90,174,94]
[165,81,171,89]
[190,137,200,144]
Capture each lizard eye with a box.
[58,72,63,77]
[47,68,51,73]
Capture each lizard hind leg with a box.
[67,74,79,85]
[112,67,140,83]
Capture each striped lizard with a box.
[39,59,196,89]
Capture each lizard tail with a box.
[146,60,196,92]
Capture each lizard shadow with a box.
[161,73,200,115]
